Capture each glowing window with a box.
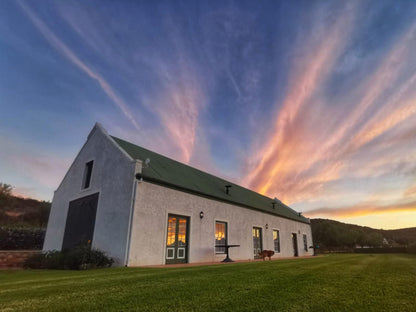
[215,221,227,253]
[273,230,280,253]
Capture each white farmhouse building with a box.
[44,123,313,266]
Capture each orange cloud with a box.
[155,86,204,163]
[304,200,416,218]
[404,186,416,198]
[243,3,358,200]
[244,17,416,206]
[325,24,416,153]
[346,79,416,152]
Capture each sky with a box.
[0,0,415,229]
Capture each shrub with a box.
[24,245,114,270]
[408,242,416,254]
[0,227,45,250]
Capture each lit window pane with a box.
[215,222,227,253]
[273,230,280,253]
[167,217,176,246]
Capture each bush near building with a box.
[0,227,45,250]
[24,244,114,270]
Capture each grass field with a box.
[1,254,415,311]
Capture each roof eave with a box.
[141,175,311,225]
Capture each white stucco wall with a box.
[43,125,136,265]
[128,181,313,266]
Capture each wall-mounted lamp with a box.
[200,211,204,219]
[265,224,269,230]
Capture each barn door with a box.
[62,193,99,250]
[165,215,189,264]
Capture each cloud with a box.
[304,200,416,218]
[404,186,416,198]
[152,80,204,163]
[243,7,416,209]
[0,137,70,190]
[12,186,41,200]
[336,24,416,154]
[53,3,206,164]
[243,2,358,200]
[17,1,141,131]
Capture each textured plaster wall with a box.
[43,125,136,265]
[128,182,313,266]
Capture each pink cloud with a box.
[243,3,358,199]
[304,200,416,218]
[0,136,70,191]
[243,16,416,208]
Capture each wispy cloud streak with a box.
[244,4,416,219]
[17,1,140,131]
[244,2,358,199]
[305,200,416,218]
[55,4,205,164]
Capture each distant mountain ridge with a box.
[311,218,416,250]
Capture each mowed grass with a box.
[1,254,415,312]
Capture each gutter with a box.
[124,161,141,266]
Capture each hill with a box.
[0,183,50,228]
[311,218,416,250]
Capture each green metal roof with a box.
[112,136,310,224]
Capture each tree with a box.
[364,232,384,247]
[0,183,13,206]
[0,183,13,196]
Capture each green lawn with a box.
[1,254,415,311]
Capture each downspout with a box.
[124,160,142,266]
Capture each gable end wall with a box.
[43,126,136,265]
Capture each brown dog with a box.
[258,250,275,261]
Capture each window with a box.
[215,221,227,253]
[82,160,94,189]
[303,234,308,251]
[273,230,280,253]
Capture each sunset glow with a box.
[1,1,415,229]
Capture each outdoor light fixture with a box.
[200,211,204,219]
[265,224,269,229]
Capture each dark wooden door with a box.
[253,227,263,259]
[292,233,299,257]
[62,193,99,250]
[166,215,189,264]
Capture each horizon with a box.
[1,0,415,230]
